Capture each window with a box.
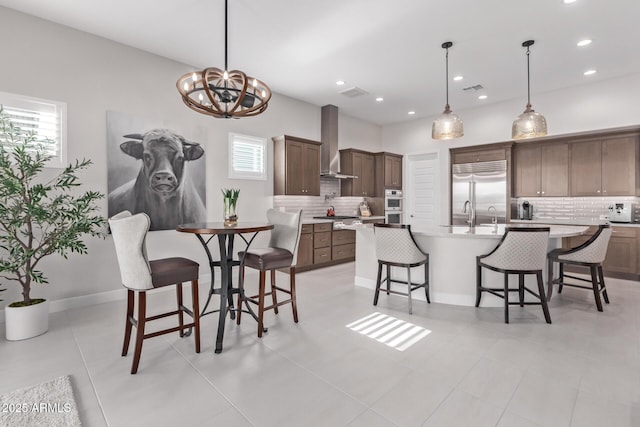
[0,91,67,168]
[228,132,267,180]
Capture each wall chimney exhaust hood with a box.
[320,104,356,179]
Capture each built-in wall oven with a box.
[384,189,403,224]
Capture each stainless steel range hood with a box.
[320,105,356,179]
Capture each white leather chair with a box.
[476,227,551,324]
[547,224,611,311]
[109,211,201,374]
[373,223,429,314]
[237,209,303,337]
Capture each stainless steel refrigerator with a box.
[451,160,507,226]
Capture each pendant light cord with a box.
[445,47,450,106]
[526,45,531,107]
[224,0,228,72]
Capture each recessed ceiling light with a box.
[478,95,488,100]
[584,69,596,76]
[453,75,464,81]
[563,0,577,4]
[375,97,384,102]
[577,39,592,47]
[408,111,415,115]
[336,80,345,86]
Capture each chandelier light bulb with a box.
[223,70,229,80]
[183,82,189,91]
[253,79,258,87]
[192,73,197,81]
[198,93,204,101]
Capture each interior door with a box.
[406,153,438,229]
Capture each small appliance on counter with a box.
[520,200,533,220]
[326,206,335,217]
[359,201,371,217]
[609,202,633,223]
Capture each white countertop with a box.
[347,223,588,238]
[511,219,640,228]
[302,216,385,225]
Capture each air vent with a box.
[339,86,369,98]
[463,84,484,92]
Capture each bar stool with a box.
[237,209,303,337]
[109,211,201,374]
[373,223,429,314]
[476,227,551,324]
[547,224,611,311]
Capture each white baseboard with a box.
[1,273,212,324]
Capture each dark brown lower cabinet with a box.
[296,223,356,271]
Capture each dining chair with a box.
[547,224,611,311]
[109,210,201,374]
[373,223,429,314]
[476,227,551,324]
[237,209,303,337]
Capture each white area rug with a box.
[0,375,82,426]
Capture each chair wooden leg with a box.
[503,273,509,324]
[122,289,134,357]
[290,267,298,323]
[257,271,266,337]
[519,273,525,307]
[237,266,245,325]
[386,264,391,295]
[191,280,201,353]
[591,265,603,312]
[475,259,482,307]
[131,291,146,375]
[558,263,564,294]
[598,265,609,304]
[374,262,383,306]
[537,271,552,324]
[424,257,430,304]
[407,266,412,315]
[547,257,554,301]
[177,283,184,337]
[271,270,279,315]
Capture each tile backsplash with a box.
[515,196,640,221]
[274,178,370,219]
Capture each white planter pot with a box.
[5,299,49,341]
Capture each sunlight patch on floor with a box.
[346,312,431,351]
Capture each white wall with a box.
[0,7,381,306]
[383,72,640,226]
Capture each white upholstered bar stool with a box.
[547,224,611,312]
[109,211,201,374]
[476,227,551,324]
[373,223,429,315]
[237,209,303,337]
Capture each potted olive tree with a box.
[0,106,106,340]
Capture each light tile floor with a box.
[2,262,640,426]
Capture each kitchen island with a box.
[352,224,588,307]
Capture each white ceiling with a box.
[2,0,639,126]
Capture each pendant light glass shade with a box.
[432,105,464,140]
[432,42,463,140]
[512,40,547,139]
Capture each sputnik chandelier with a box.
[176,0,271,118]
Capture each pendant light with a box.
[512,40,547,139]
[176,0,271,119]
[432,41,463,140]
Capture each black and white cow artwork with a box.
[108,129,206,231]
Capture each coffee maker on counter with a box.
[519,200,533,220]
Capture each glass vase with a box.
[223,198,238,226]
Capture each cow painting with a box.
[108,129,206,231]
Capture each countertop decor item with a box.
[176,0,271,118]
[222,188,240,226]
[0,106,106,340]
[432,41,464,140]
[512,40,548,139]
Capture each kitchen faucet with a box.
[488,205,497,224]
[463,200,474,226]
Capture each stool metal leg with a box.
[591,265,603,312]
[598,265,609,304]
[407,266,412,315]
[374,262,383,306]
[503,273,509,324]
[537,271,552,324]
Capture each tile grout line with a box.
[66,310,111,427]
